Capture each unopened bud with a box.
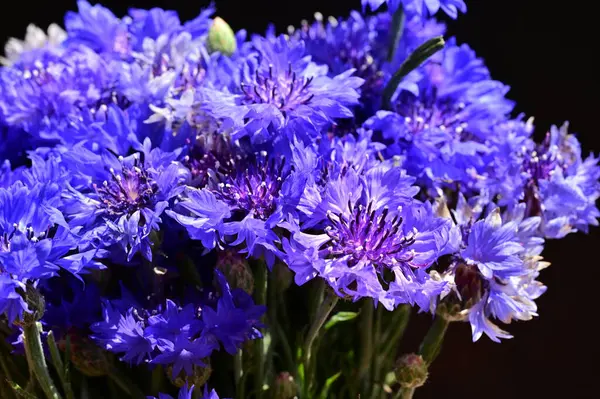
[216,250,254,294]
[436,302,466,322]
[64,331,110,377]
[208,17,237,56]
[14,284,45,327]
[272,372,298,399]
[394,354,428,389]
[168,358,212,388]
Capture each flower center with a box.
[183,133,235,188]
[240,64,314,111]
[210,154,284,220]
[322,200,416,268]
[395,93,470,139]
[94,157,158,215]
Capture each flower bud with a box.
[208,17,237,56]
[167,358,212,388]
[64,331,110,377]
[273,262,293,292]
[216,250,254,295]
[14,284,45,327]
[394,354,428,389]
[272,372,298,399]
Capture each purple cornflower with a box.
[198,34,363,143]
[363,0,466,19]
[0,44,121,138]
[283,165,452,310]
[62,141,189,261]
[364,38,514,193]
[486,120,600,238]
[149,384,223,399]
[169,149,303,264]
[435,195,548,342]
[64,1,131,58]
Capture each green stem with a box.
[253,260,268,399]
[301,282,339,397]
[46,331,74,399]
[387,5,406,63]
[380,305,411,367]
[418,316,449,364]
[358,300,374,394]
[23,322,62,399]
[274,320,295,375]
[108,368,146,399]
[234,349,244,399]
[394,387,415,399]
[370,305,412,399]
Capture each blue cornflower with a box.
[127,4,215,49]
[149,384,223,399]
[293,11,445,119]
[145,300,203,344]
[0,274,27,324]
[168,148,303,264]
[92,271,263,369]
[0,44,119,137]
[197,35,363,143]
[485,120,600,238]
[201,271,265,354]
[42,276,103,332]
[91,302,153,364]
[520,123,600,238]
[152,335,216,377]
[64,1,131,58]
[364,38,514,193]
[363,0,466,19]
[0,176,105,323]
[62,141,189,261]
[283,165,452,310]
[436,196,548,342]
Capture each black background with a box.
[1,1,598,397]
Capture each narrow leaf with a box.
[324,311,359,330]
[383,36,445,109]
[387,5,406,63]
[318,372,342,399]
[9,382,37,399]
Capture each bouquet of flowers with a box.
[1,1,598,398]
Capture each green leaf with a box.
[382,36,445,109]
[387,5,406,63]
[324,312,359,330]
[9,382,37,399]
[318,372,341,399]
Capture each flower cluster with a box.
[0,1,598,398]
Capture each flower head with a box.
[436,196,548,342]
[283,165,451,310]
[365,38,514,192]
[198,35,363,143]
[363,0,466,19]
[63,142,189,261]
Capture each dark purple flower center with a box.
[183,134,235,188]
[240,64,314,111]
[209,154,285,220]
[321,200,416,268]
[522,132,566,217]
[94,157,158,215]
[394,93,470,139]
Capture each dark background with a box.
[1,1,598,397]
